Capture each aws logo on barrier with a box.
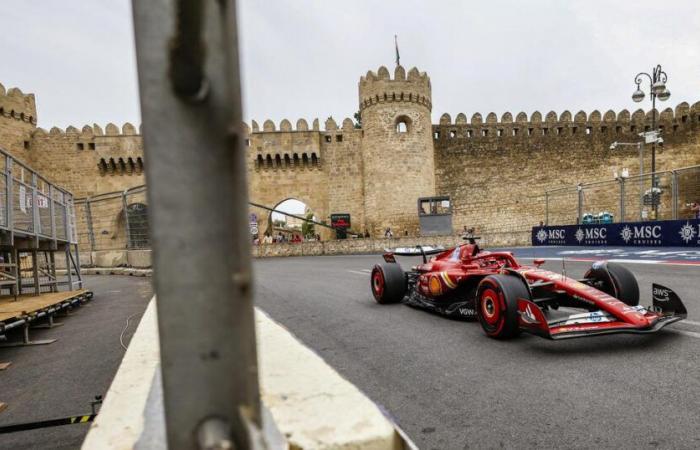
[620,225,662,245]
[575,227,607,244]
[536,228,566,244]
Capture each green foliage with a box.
[353,111,362,129]
[302,212,315,237]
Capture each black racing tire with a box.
[476,275,528,339]
[370,262,406,304]
[585,262,639,306]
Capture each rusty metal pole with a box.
[131,0,263,449]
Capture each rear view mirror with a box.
[533,258,545,267]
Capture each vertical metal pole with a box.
[49,185,57,246]
[619,179,625,222]
[639,143,644,221]
[31,250,39,296]
[132,1,262,449]
[49,251,57,293]
[5,156,12,230]
[122,190,132,250]
[577,184,583,224]
[65,246,73,291]
[672,170,679,220]
[85,198,96,252]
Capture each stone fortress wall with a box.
[1,62,699,251]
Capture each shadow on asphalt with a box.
[519,329,682,356]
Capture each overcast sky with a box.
[2,1,699,130]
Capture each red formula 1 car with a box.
[370,239,687,339]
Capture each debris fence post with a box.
[132,0,263,449]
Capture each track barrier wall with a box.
[533,218,700,247]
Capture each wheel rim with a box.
[372,269,385,300]
[480,288,501,326]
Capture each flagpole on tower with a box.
[394,35,400,67]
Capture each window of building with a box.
[644,125,651,132]
[512,128,519,136]
[467,130,473,138]
[601,126,607,133]
[88,142,96,150]
[542,128,548,135]
[482,129,488,137]
[557,127,563,135]
[630,125,636,133]
[23,140,30,150]
[616,126,622,134]
[527,128,533,136]
[324,135,332,143]
[681,115,688,123]
[449,130,456,138]
[395,116,410,133]
[433,131,440,139]
[336,134,343,142]
[572,127,578,134]
[497,129,503,137]
[673,125,678,132]
[77,143,85,150]
[586,127,592,135]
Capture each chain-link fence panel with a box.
[621,171,675,222]
[545,187,579,226]
[125,187,149,249]
[676,166,700,220]
[580,180,621,225]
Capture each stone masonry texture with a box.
[1,65,699,250]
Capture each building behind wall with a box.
[2,63,700,249]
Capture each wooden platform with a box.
[0,290,89,323]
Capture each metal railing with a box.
[74,185,149,251]
[544,165,700,225]
[0,147,78,244]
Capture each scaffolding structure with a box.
[0,147,83,298]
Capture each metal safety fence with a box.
[74,185,149,251]
[544,165,700,225]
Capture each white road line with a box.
[674,329,700,339]
[682,319,700,328]
[347,270,368,276]
[532,257,700,267]
[361,269,371,273]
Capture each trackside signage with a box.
[532,219,700,247]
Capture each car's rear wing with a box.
[383,245,445,263]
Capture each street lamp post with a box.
[631,64,671,219]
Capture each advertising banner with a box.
[532,219,700,247]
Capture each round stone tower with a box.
[359,65,435,236]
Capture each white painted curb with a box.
[82,299,415,449]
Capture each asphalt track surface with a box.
[0,275,153,450]
[254,250,700,450]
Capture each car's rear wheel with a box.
[476,275,528,339]
[585,261,639,306]
[371,263,406,304]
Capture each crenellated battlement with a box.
[32,122,142,139]
[433,102,700,142]
[358,65,432,112]
[0,82,37,125]
[247,117,358,134]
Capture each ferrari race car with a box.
[370,239,687,340]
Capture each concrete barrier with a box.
[75,231,531,269]
[82,300,415,449]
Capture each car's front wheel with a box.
[476,275,528,339]
[585,261,639,306]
